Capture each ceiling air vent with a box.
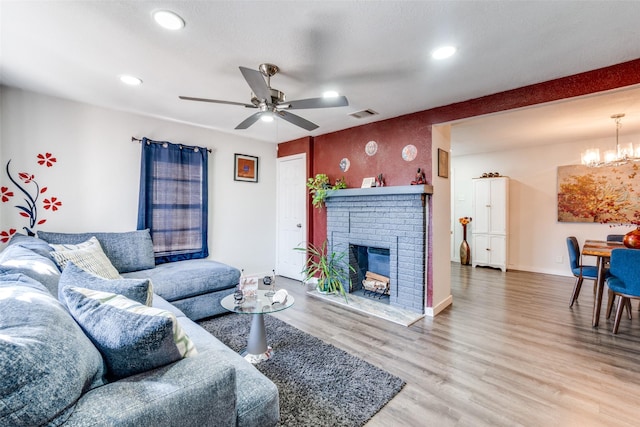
[349,109,378,119]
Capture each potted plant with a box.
[306,174,347,209]
[295,241,354,301]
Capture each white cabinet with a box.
[471,177,509,272]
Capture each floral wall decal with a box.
[1,153,62,242]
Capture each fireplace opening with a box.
[349,245,390,302]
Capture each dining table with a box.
[581,239,625,327]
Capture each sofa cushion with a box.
[0,243,61,296]
[39,230,156,273]
[122,259,240,302]
[61,286,197,379]
[7,233,54,259]
[49,237,121,279]
[59,262,153,305]
[0,273,106,426]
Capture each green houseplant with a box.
[306,174,347,209]
[295,241,354,301]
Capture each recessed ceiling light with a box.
[323,90,339,98]
[119,75,143,86]
[432,46,456,60]
[153,10,185,30]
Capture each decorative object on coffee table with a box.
[263,269,276,296]
[459,216,472,265]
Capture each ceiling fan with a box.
[179,63,348,131]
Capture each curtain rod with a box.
[131,136,212,153]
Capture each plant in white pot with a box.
[295,241,354,301]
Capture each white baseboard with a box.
[425,294,453,317]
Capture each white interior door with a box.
[276,154,307,280]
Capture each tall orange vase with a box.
[460,223,471,265]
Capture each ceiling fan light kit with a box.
[180,63,349,131]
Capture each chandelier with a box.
[581,113,640,167]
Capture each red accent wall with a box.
[279,58,640,249]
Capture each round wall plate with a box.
[402,144,417,161]
[339,158,351,172]
[365,140,378,156]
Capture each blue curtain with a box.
[137,138,209,264]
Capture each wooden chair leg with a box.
[626,299,633,320]
[570,276,584,307]
[613,295,627,334]
[606,289,616,319]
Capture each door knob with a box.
[296,223,302,228]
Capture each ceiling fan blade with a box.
[282,96,349,110]
[179,96,255,108]
[277,110,319,131]
[239,66,272,102]
[235,112,263,130]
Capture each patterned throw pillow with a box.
[59,262,153,306]
[61,286,197,379]
[38,230,156,273]
[49,237,121,279]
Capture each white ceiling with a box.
[2,1,640,153]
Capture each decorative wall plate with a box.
[402,144,417,162]
[365,140,378,156]
[339,157,351,172]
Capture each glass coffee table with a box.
[220,289,294,363]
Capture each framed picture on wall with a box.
[438,148,449,178]
[234,153,259,182]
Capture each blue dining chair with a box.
[607,248,640,334]
[607,234,625,242]
[566,236,599,307]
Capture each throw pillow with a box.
[0,273,106,426]
[49,237,121,279]
[38,230,156,273]
[0,243,61,296]
[61,286,197,379]
[59,262,153,306]
[7,233,55,259]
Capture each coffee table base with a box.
[242,346,273,364]
[243,313,272,364]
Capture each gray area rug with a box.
[198,314,405,426]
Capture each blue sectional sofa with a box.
[0,232,280,426]
[37,230,239,320]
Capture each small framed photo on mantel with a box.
[361,177,376,188]
[234,153,259,182]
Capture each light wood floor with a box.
[271,264,640,427]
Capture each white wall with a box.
[451,134,640,276]
[0,86,276,275]
[429,124,453,315]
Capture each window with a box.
[137,138,208,264]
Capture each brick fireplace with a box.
[325,185,433,314]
